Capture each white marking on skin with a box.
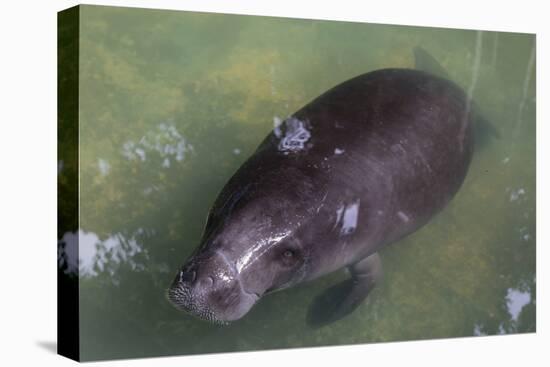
[316,192,328,213]
[278,117,311,152]
[334,148,345,155]
[397,211,410,223]
[333,205,345,230]
[340,199,360,235]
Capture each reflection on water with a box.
[78,229,148,278]
[506,287,531,321]
[121,120,194,167]
[63,5,536,361]
[463,30,482,122]
[98,158,110,176]
[59,229,152,279]
[515,41,536,133]
[58,232,78,275]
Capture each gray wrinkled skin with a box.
[168,68,474,324]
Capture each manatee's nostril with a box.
[180,270,197,283]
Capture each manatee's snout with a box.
[167,250,259,324]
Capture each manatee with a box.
[167,48,490,326]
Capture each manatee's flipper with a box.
[413,46,450,80]
[306,253,382,328]
[472,109,501,148]
[414,46,500,148]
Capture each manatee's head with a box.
[167,174,319,324]
[167,248,262,324]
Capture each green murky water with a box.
[59,5,535,361]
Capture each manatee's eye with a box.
[279,248,301,267]
[282,249,295,258]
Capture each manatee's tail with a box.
[413,46,450,80]
[413,46,500,148]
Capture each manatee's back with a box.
[257,69,475,252]
[208,69,474,258]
